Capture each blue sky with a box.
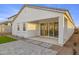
[0,4,79,27]
[0,4,23,21]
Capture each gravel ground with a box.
[57,33,79,55]
[0,40,57,55]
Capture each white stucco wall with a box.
[63,17,75,44]
[58,14,75,46]
[12,7,62,38]
[12,23,40,38]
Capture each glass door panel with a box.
[54,22,58,37]
[49,23,54,37]
[40,23,48,36]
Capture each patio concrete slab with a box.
[0,40,57,55]
[7,35,57,49]
[24,39,43,45]
[29,37,58,45]
[39,42,53,48]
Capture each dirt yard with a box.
[57,31,79,55]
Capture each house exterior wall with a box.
[0,24,7,33]
[12,23,40,38]
[0,24,4,33]
[12,7,63,38]
[63,16,75,44]
[0,16,15,34]
[6,23,12,33]
[0,23,12,33]
[12,6,75,46]
[0,25,2,32]
[58,14,75,46]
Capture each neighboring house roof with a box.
[8,14,17,19]
[7,14,17,22]
[0,14,17,24]
[12,4,75,27]
[0,20,10,25]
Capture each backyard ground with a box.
[4,33,79,55]
[0,30,79,55]
[0,35,57,55]
[57,32,79,55]
[0,40,58,55]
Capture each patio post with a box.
[58,15,65,46]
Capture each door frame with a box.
[39,22,58,38]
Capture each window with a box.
[27,23,37,30]
[17,24,20,31]
[23,23,26,31]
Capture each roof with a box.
[7,14,17,22]
[12,4,68,22]
[0,14,17,24]
[25,4,68,13]
[2,4,75,27]
[0,21,10,25]
[8,14,17,19]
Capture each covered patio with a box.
[26,17,60,45]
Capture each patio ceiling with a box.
[27,17,59,23]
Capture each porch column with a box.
[58,15,64,46]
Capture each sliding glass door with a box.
[40,22,58,37]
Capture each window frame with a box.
[23,23,26,31]
[17,24,20,31]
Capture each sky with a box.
[0,4,23,22]
[0,4,79,27]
